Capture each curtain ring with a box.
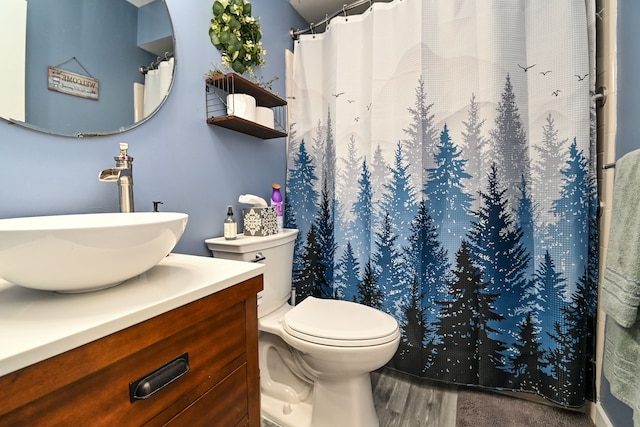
[343,4,348,16]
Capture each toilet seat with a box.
[283,297,399,347]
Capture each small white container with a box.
[255,106,274,129]
[226,94,256,121]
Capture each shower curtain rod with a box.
[140,51,174,75]
[290,0,388,39]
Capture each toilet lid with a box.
[283,297,399,347]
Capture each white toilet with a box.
[206,229,400,427]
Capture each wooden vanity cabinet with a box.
[0,275,263,426]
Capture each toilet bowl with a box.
[205,230,400,427]
[260,297,400,427]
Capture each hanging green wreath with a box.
[209,0,266,76]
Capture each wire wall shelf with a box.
[205,73,287,139]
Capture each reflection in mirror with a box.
[0,0,175,137]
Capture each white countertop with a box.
[0,253,264,377]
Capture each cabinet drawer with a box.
[161,364,249,427]
[0,277,261,426]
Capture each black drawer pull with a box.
[129,353,189,402]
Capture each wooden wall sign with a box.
[47,66,99,100]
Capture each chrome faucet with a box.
[99,143,134,212]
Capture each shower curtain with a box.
[134,57,175,122]
[286,0,598,406]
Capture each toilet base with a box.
[261,373,378,427]
[261,392,312,427]
[311,373,378,427]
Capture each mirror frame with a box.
[0,0,176,138]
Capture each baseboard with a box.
[589,401,614,427]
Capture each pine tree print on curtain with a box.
[287,0,597,407]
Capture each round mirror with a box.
[0,0,175,137]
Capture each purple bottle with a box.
[271,183,283,233]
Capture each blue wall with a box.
[25,0,155,135]
[615,1,640,159]
[601,1,637,426]
[0,0,307,256]
[138,0,173,48]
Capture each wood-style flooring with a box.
[371,367,458,427]
[262,367,594,427]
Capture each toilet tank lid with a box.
[205,229,298,253]
[284,297,398,342]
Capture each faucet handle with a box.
[119,142,129,160]
[114,142,133,167]
[153,201,164,212]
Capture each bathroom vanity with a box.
[0,254,264,426]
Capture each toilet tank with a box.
[205,229,298,318]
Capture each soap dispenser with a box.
[224,206,237,240]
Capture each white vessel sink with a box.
[0,212,188,292]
